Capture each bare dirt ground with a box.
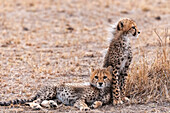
[0,0,169,112]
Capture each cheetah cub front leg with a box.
[112,70,123,105]
[74,100,103,111]
[74,100,90,111]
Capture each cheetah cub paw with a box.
[122,97,130,103]
[80,106,90,111]
[113,99,123,105]
[41,100,58,108]
[91,101,102,109]
[27,102,48,112]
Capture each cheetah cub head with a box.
[90,66,113,89]
[116,18,140,38]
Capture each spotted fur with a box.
[0,67,113,111]
[103,18,140,105]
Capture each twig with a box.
[164,85,169,100]
[154,29,163,46]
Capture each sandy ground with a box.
[0,0,169,112]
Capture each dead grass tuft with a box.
[126,29,170,104]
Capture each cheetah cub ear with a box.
[106,66,113,74]
[117,21,124,31]
[89,67,95,74]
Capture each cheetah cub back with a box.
[103,18,140,105]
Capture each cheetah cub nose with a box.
[98,83,103,86]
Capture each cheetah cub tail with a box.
[0,98,35,106]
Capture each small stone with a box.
[66,26,74,32]
[120,10,129,14]
[23,27,29,31]
[108,18,112,23]
[155,16,161,20]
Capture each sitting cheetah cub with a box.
[0,66,113,111]
[103,18,140,105]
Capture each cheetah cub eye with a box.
[95,76,98,79]
[131,26,135,29]
[103,76,107,79]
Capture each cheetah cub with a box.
[0,66,113,111]
[103,18,140,105]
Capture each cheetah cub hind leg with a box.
[27,100,61,111]
[41,100,57,108]
[41,99,63,109]
[27,102,48,112]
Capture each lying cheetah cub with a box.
[0,66,113,111]
[103,18,140,105]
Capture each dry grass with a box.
[127,29,170,104]
[0,0,169,112]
